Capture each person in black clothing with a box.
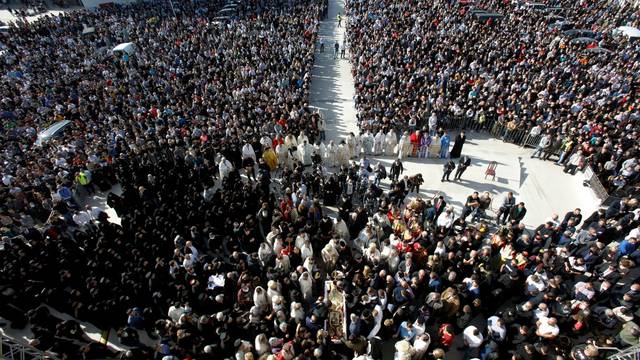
[408,174,424,193]
[242,156,256,182]
[508,202,527,224]
[562,208,582,228]
[496,192,516,225]
[390,159,404,182]
[581,208,606,230]
[450,131,466,159]
[454,155,471,181]
[374,162,387,186]
[442,160,455,182]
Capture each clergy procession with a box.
[264,125,459,171]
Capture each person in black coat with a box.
[581,209,606,230]
[508,202,527,224]
[442,160,455,182]
[450,131,466,158]
[433,195,447,219]
[390,159,404,182]
[562,208,583,228]
[454,155,471,181]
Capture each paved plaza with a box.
[308,0,601,229]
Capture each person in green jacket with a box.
[618,321,640,347]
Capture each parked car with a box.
[613,26,640,40]
[548,20,573,31]
[522,2,547,11]
[35,120,72,146]
[563,29,597,38]
[474,12,504,21]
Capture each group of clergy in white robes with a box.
[220,128,448,179]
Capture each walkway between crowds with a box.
[308,0,358,143]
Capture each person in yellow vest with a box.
[75,170,95,195]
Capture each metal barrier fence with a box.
[599,343,640,360]
[584,165,611,203]
[442,116,543,148]
[441,115,612,203]
[0,333,60,360]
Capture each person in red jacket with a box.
[409,130,421,157]
[438,323,455,348]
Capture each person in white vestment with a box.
[325,140,337,167]
[385,129,398,156]
[299,271,313,304]
[374,130,385,155]
[218,156,233,179]
[398,131,412,160]
[362,130,374,155]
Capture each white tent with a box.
[615,26,640,38]
[112,42,135,54]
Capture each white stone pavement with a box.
[308,0,602,229]
[308,0,358,143]
[0,7,79,24]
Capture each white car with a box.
[35,120,72,146]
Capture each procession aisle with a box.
[309,0,358,143]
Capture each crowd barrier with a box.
[584,165,611,203]
[442,116,543,148]
[0,333,59,360]
[439,115,612,204]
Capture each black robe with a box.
[450,134,466,158]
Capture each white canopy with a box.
[615,26,640,38]
[112,42,135,54]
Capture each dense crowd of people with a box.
[0,0,640,359]
[346,0,640,197]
